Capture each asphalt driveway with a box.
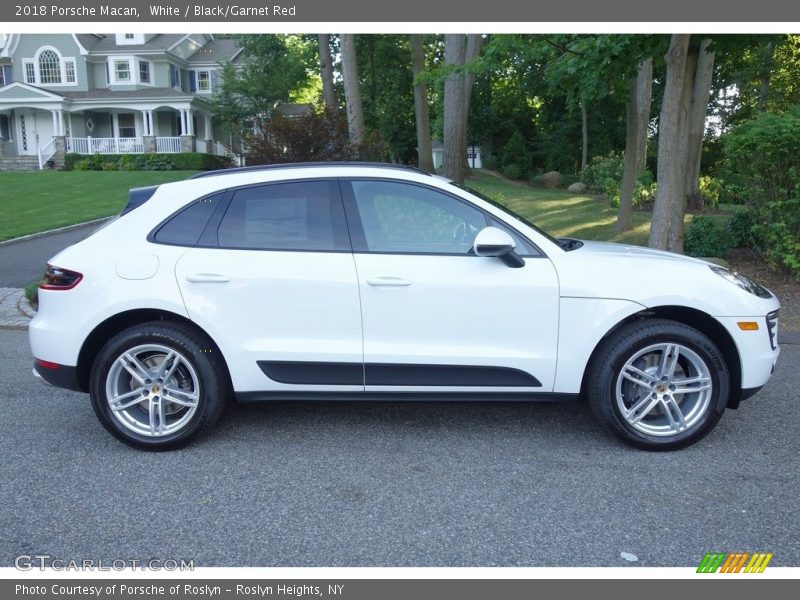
[1,328,797,567]
[0,222,106,288]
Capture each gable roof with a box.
[77,34,187,53]
[0,82,65,102]
[187,39,242,64]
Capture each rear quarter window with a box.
[152,192,224,246]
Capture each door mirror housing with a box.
[473,227,525,268]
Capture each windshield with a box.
[454,182,563,248]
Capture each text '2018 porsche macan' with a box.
[29,163,780,450]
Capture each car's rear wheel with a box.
[586,319,730,451]
[89,321,229,450]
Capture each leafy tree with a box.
[213,35,314,134]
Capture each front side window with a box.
[38,49,61,84]
[348,180,487,255]
[139,61,150,83]
[217,181,347,251]
[114,60,131,82]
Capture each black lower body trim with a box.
[33,360,84,392]
[258,361,542,387]
[236,391,577,403]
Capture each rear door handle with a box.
[366,276,412,287]
[185,273,231,284]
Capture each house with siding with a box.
[0,33,243,169]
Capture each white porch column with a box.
[140,110,150,136]
[112,112,120,139]
[204,115,212,139]
[186,109,194,136]
[51,110,59,136]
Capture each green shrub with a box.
[698,175,723,209]
[62,152,230,172]
[499,131,531,181]
[728,208,760,248]
[481,152,499,172]
[684,216,733,258]
[581,152,624,205]
[720,110,800,278]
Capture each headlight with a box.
[709,266,773,298]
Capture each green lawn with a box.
[0,170,199,241]
[465,170,656,246]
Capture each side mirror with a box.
[473,227,525,268]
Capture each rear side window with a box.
[217,180,348,251]
[153,193,223,246]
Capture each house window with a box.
[24,61,35,84]
[124,34,135,40]
[139,61,150,84]
[38,49,61,84]
[0,115,10,140]
[65,60,76,84]
[196,70,211,92]
[118,114,136,138]
[114,60,131,82]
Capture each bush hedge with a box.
[64,152,232,172]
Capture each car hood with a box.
[552,239,778,316]
[569,239,711,266]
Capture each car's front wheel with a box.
[89,321,229,450]
[586,319,730,451]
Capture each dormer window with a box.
[22,47,77,86]
[116,33,144,45]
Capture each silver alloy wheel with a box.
[105,343,200,437]
[615,343,713,437]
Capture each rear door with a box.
[174,179,364,394]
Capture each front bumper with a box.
[716,314,780,392]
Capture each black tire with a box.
[586,319,730,451]
[89,321,230,450]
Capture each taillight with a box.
[40,265,83,290]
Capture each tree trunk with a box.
[758,40,774,113]
[649,34,691,251]
[340,33,365,146]
[667,43,698,254]
[443,34,468,184]
[410,34,434,173]
[618,79,640,232]
[683,39,715,213]
[618,58,653,232]
[461,34,483,173]
[580,101,588,171]
[318,34,337,114]
[634,58,653,177]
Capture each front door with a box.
[342,179,560,393]
[174,179,364,394]
[16,109,38,155]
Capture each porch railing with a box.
[214,142,244,167]
[155,137,182,153]
[67,137,145,154]
[38,137,57,170]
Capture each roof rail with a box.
[187,161,431,180]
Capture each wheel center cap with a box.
[656,384,667,393]
[151,383,160,394]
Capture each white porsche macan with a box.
[29,163,780,450]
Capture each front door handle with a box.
[366,276,412,287]
[185,273,231,284]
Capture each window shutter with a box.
[0,115,9,139]
[189,70,197,92]
[210,70,218,92]
[2,65,12,86]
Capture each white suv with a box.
[29,163,780,450]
